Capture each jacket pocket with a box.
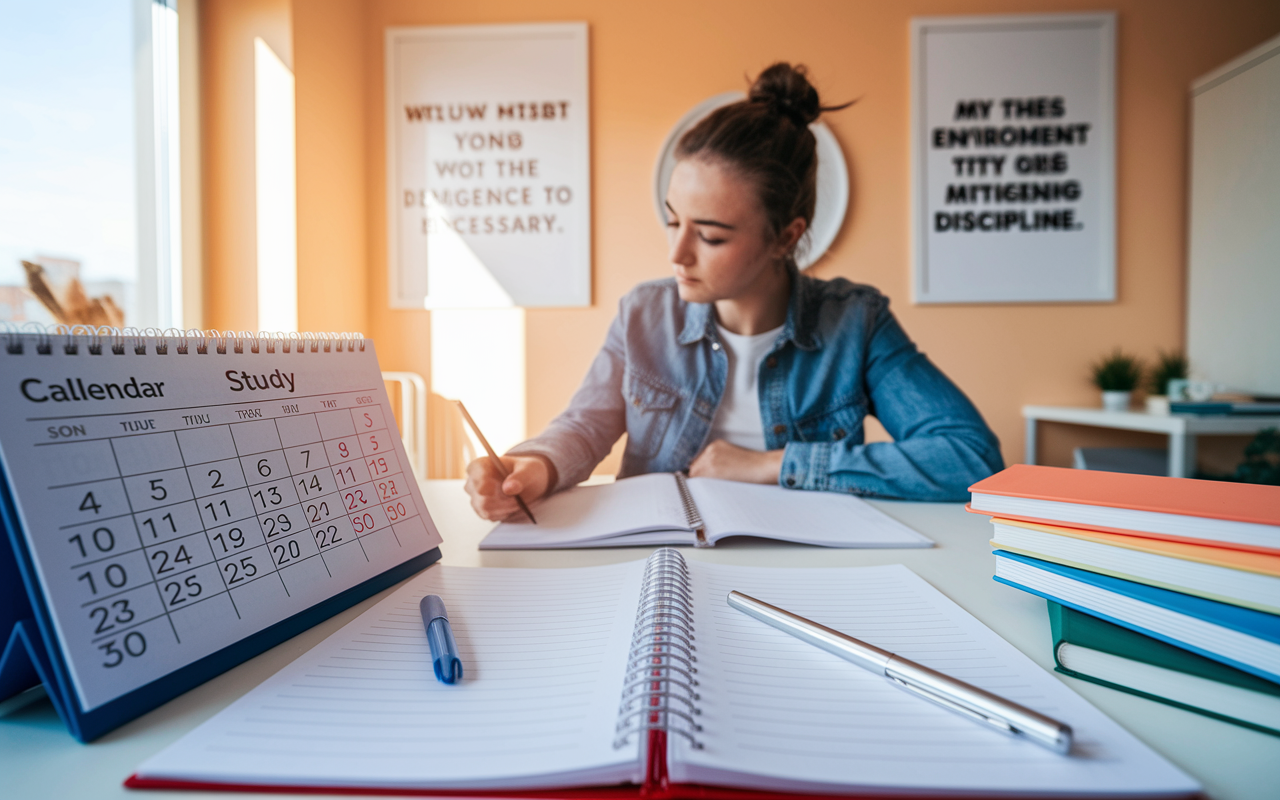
[624,374,679,459]
[794,397,866,444]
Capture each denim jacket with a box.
[509,271,1003,501]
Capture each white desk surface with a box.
[3,480,1277,799]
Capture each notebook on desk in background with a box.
[129,550,1197,798]
[480,472,932,549]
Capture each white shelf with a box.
[1021,405,1280,477]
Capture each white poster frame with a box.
[910,13,1116,304]
[385,22,591,309]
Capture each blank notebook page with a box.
[136,563,645,791]
[674,562,1197,797]
[687,477,933,547]
[482,473,692,547]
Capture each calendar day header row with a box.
[19,401,392,491]
[18,390,389,446]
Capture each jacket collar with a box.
[677,266,821,351]
[677,301,715,346]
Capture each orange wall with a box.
[199,0,291,332]
[292,0,368,335]
[209,0,1280,473]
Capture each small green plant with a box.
[1091,349,1143,392]
[1233,428,1280,485]
[1147,350,1189,396]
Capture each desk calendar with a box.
[0,328,443,741]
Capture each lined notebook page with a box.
[481,473,694,549]
[688,478,933,548]
[137,563,645,791]
[674,562,1197,797]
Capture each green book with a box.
[1048,601,1280,737]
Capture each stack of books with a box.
[968,465,1280,736]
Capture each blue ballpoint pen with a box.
[420,595,463,684]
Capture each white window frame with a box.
[133,0,186,330]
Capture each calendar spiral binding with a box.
[614,548,703,753]
[674,472,709,548]
[0,323,365,356]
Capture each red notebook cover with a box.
[966,465,1280,553]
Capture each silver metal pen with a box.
[727,590,1073,755]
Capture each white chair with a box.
[381,371,427,480]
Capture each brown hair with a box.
[675,63,851,261]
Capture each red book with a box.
[968,465,1280,554]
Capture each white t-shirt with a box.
[708,322,784,451]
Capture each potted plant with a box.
[1091,349,1142,412]
[1146,350,1189,415]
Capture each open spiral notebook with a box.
[129,550,1196,798]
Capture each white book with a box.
[480,473,934,549]
[991,520,1280,614]
[131,552,1198,797]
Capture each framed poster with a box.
[911,13,1115,303]
[386,23,590,309]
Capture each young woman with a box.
[465,63,1003,521]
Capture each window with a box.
[0,0,184,330]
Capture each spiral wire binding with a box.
[614,548,703,752]
[0,324,365,356]
[674,473,709,548]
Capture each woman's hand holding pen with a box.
[689,441,785,485]
[464,454,555,521]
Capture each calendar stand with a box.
[0,522,40,701]
[1,622,52,716]
[0,328,445,742]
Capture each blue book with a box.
[1169,401,1280,415]
[993,550,1280,684]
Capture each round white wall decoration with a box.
[652,92,849,270]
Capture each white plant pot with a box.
[1146,395,1170,415]
[1101,391,1131,412]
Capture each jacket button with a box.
[772,424,786,435]
[766,356,777,369]
[833,428,846,440]
[785,477,796,487]
[711,342,721,351]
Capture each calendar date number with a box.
[69,526,116,558]
[77,563,129,595]
[163,575,203,607]
[222,555,260,585]
[89,599,136,635]
[99,632,147,668]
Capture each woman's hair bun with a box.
[748,62,822,127]
[675,62,850,242]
